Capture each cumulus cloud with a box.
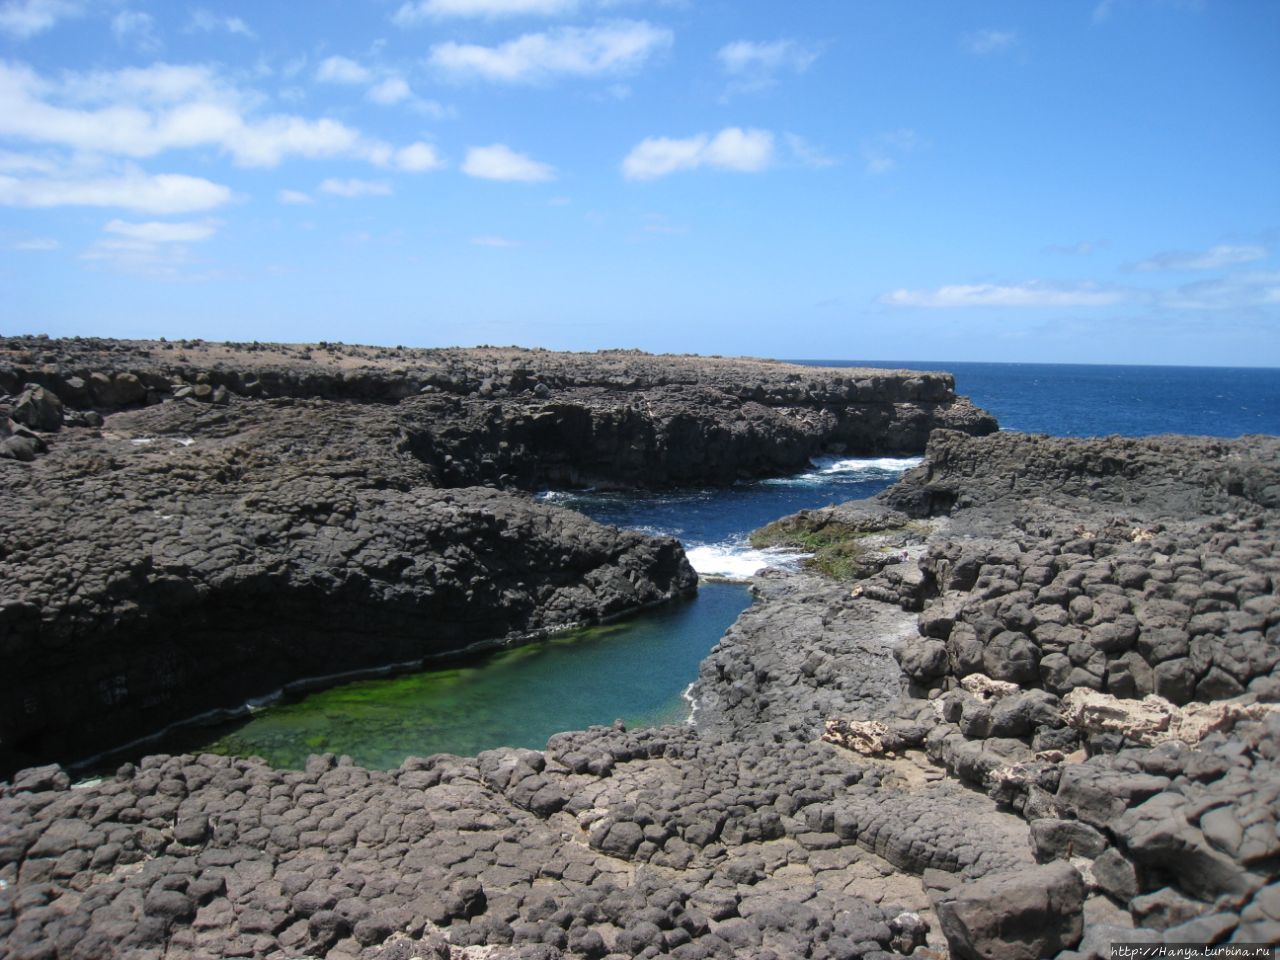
[111,10,162,53]
[785,132,836,168]
[962,29,1018,55]
[316,56,372,85]
[0,0,80,40]
[462,144,555,182]
[0,149,56,173]
[188,8,254,38]
[277,189,313,205]
[319,178,392,198]
[862,128,922,175]
[717,39,818,92]
[394,0,578,22]
[621,127,774,180]
[881,281,1130,308]
[429,21,672,83]
[0,169,231,213]
[104,218,219,243]
[394,142,445,172]
[1131,244,1269,272]
[367,76,412,105]
[0,60,405,168]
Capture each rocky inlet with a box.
[2,337,1277,960]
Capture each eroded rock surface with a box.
[5,343,1278,959]
[0,338,994,773]
[0,336,996,483]
[741,430,1280,956]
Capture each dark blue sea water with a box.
[164,361,1278,767]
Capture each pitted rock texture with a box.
[0,725,990,960]
[702,431,1280,955]
[691,573,916,743]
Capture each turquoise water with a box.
[169,581,751,769]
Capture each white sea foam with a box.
[762,454,921,486]
[685,540,807,580]
[536,490,575,503]
[811,455,922,474]
[682,681,698,726]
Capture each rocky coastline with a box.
[2,338,1277,960]
[0,336,993,776]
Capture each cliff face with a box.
[0,397,696,773]
[0,336,995,773]
[881,430,1280,522]
[0,336,996,484]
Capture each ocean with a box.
[147,361,1280,769]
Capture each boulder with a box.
[934,861,1085,960]
[1029,818,1109,862]
[1113,793,1264,902]
[11,385,63,431]
[896,637,949,683]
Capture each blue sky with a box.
[1,0,1277,365]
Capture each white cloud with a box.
[785,132,836,168]
[188,9,254,38]
[621,127,774,180]
[319,178,392,198]
[962,29,1018,55]
[81,234,214,278]
[429,21,672,83]
[462,144,555,182]
[7,236,58,250]
[316,56,372,85]
[57,63,228,105]
[278,189,313,205]
[394,0,578,24]
[1132,244,1269,272]
[111,11,162,53]
[368,76,412,105]
[104,218,219,243]
[0,0,80,40]
[0,61,400,168]
[411,98,454,119]
[0,169,232,213]
[1163,271,1280,310]
[717,39,818,91]
[881,281,1130,308]
[472,235,521,247]
[0,149,56,173]
[394,142,445,172]
[862,128,922,174]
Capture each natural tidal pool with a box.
[151,456,911,769]
[161,581,751,769]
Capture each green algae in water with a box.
[183,582,751,769]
